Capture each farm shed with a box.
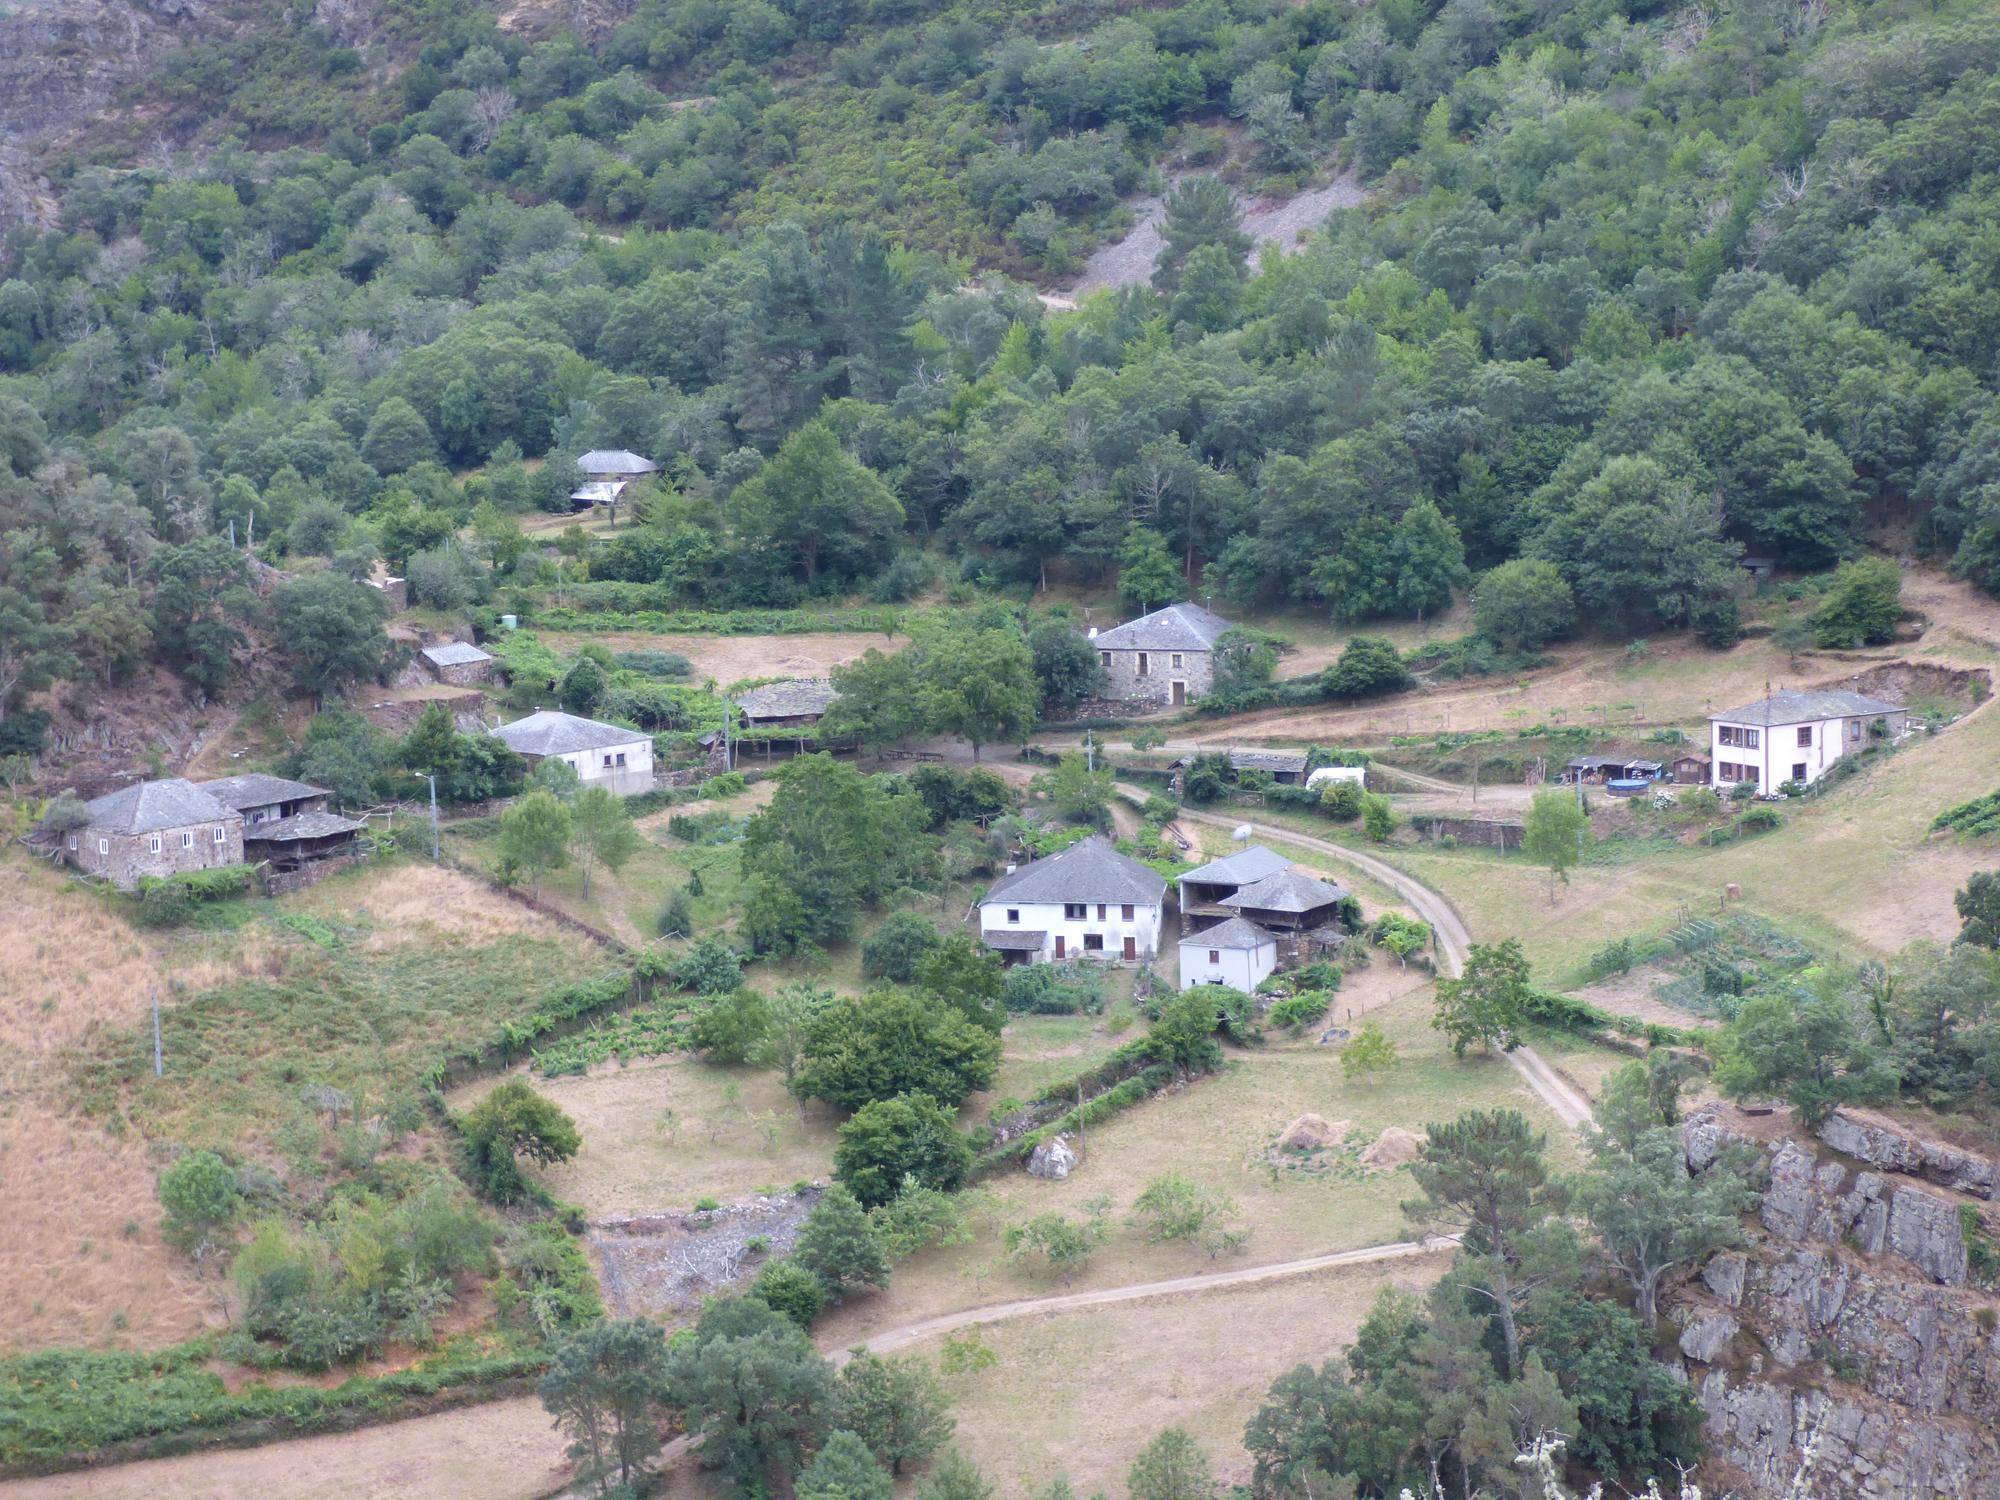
[421,640,495,686]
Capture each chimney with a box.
[1087,626,1099,640]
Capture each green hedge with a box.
[531,599,906,634]
[1520,988,1700,1050]
[419,965,652,1103]
[0,1340,543,1472]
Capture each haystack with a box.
[1360,1126,1421,1169]
[1277,1114,1347,1152]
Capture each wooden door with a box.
[1171,681,1186,706]
[1123,935,1136,961]
[1054,935,1066,959]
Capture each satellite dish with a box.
[1232,824,1254,842]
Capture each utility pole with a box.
[1085,728,1095,773]
[151,986,163,1078]
[425,773,440,861]
[722,694,734,770]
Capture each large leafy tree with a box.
[272,573,390,707]
[797,988,1001,1113]
[834,1093,975,1207]
[741,753,931,945]
[1523,788,1589,904]
[538,1320,672,1497]
[1432,938,1531,1056]
[732,420,903,585]
[666,1296,833,1489]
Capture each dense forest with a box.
[7,0,2000,743]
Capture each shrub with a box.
[861,912,944,984]
[459,1080,581,1204]
[1266,992,1331,1033]
[673,934,743,994]
[1733,806,1784,835]
[1811,557,1901,647]
[158,1150,240,1254]
[1323,637,1412,699]
[835,1094,974,1208]
[689,987,773,1063]
[792,1184,891,1294]
[1002,961,1103,1015]
[1319,778,1365,820]
[752,1260,829,1329]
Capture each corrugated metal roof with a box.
[983,836,1167,906]
[201,773,327,811]
[1092,601,1234,653]
[1221,870,1349,914]
[1710,689,1904,726]
[736,679,839,719]
[490,711,649,756]
[1180,916,1274,951]
[1179,844,1290,888]
[83,779,239,834]
[422,641,493,666]
[575,450,657,475]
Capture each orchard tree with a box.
[460,1079,581,1202]
[570,784,638,898]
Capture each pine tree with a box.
[792,1184,891,1296]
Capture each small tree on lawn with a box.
[568,784,638,899]
[832,1352,956,1474]
[499,788,571,896]
[537,1318,672,1497]
[1340,1021,1398,1082]
[1004,1202,1111,1285]
[1432,937,1532,1056]
[460,1078,581,1203]
[917,1449,994,1500]
[1523,788,1589,905]
[751,1259,828,1330]
[1129,1428,1216,1500]
[792,1183,891,1296]
[758,982,831,1104]
[1127,1171,1248,1259]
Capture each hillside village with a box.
[9,1,2000,1499]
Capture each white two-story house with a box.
[978,836,1166,965]
[1708,688,1907,796]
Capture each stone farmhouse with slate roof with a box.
[490,710,654,795]
[978,835,1166,965]
[1090,601,1233,707]
[64,779,245,887]
[1708,688,1908,796]
[421,640,494,686]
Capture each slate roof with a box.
[576,450,657,476]
[1092,601,1233,653]
[982,928,1048,951]
[1229,750,1308,775]
[200,773,327,811]
[490,711,649,756]
[736,679,839,720]
[983,836,1167,907]
[1179,844,1291,889]
[243,810,365,842]
[1180,916,1274,951]
[1711,689,1904,727]
[82,779,239,835]
[422,641,493,667]
[1221,870,1349,915]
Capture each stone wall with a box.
[66,819,246,889]
[1099,646,1213,706]
[428,657,491,687]
[1675,1105,2000,1499]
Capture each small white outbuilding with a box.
[1178,916,1278,992]
[1305,765,1366,793]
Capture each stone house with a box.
[489,710,655,795]
[64,779,245,888]
[1090,601,1233,707]
[1178,844,1291,931]
[1708,688,1908,796]
[421,640,495,686]
[202,772,364,870]
[978,836,1166,965]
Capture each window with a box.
[1717,762,1755,783]
[1208,949,1220,964]
[1064,903,1087,920]
[1792,762,1807,782]
[181,831,194,850]
[615,752,627,767]
[1121,904,1134,920]
[214,826,227,845]
[1096,903,1106,919]
[1796,726,1813,747]
[1082,933,1104,952]
[1849,719,1863,742]
[1006,909,1019,924]
[98,838,108,854]
[1171,653,1183,669]
[66,835,77,851]
[149,835,162,854]
[1099,651,1111,668]
[1136,652,1150,676]
[1718,725,1760,749]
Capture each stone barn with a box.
[421,640,495,686]
[63,780,245,889]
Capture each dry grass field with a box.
[538,629,905,687]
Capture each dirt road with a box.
[1165,801,1595,1131]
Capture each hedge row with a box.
[1520,987,1701,1050]
[419,964,656,1103]
[531,595,905,634]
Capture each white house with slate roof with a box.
[490,710,654,795]
[64,779,244,888]
[978,835,1166,965]
[1708,688,1908,796]
[1179,916,1278,992]
[1091,601,1233,707]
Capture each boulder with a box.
[1679,1311,1740,1364]
[1361,1127,1421,1170]
[1277,1114,1346,1152]
[1027,1134,1078,1181]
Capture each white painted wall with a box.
[1177,935,1275,991]
[546,738,655,796]
[1709,715,1875,796]
[1305,766,1366,792]
[978,896,1163,963]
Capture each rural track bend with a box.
[1160,799,1595,1132]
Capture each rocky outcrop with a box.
[1027,1134,1077,1180]
[1673,1105,2000,1499]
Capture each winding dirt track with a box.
[1163,799,1595,1131]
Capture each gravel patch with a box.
[590,1185,823,1318]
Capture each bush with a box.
[689,987,772,1063]
[673,934,743,994]
[159,1150,240,1253]
[1267,992,1330,1033]
[1002,961,1104,1015]
[861,912,944,984]
[1811,557,1901,648]
[752,1260,828,1329]
[1733,806,1784,834]
[835,1094,974,1208]
[1323,638,1412,699]
[1319,779,1365,820]
[459,1079,581,1204]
